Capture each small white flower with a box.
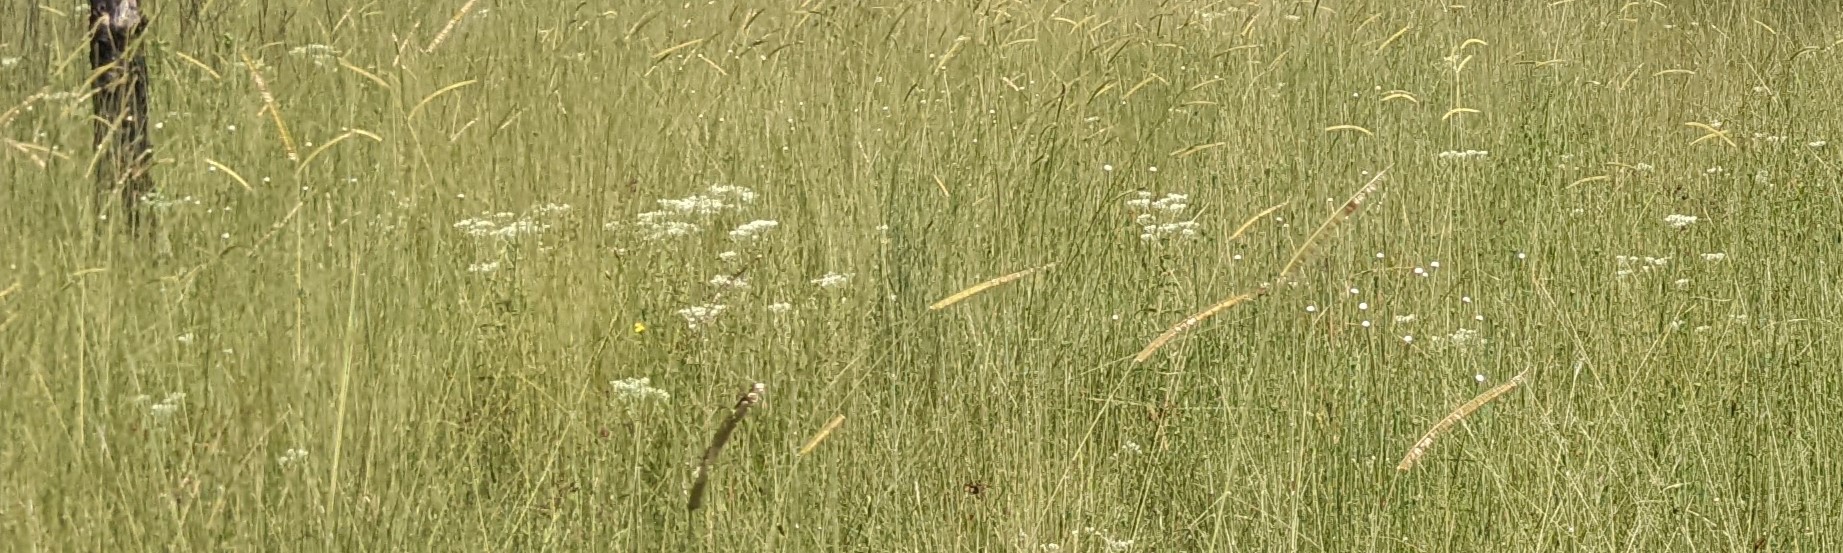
[277,448,309,466]
[728,219,780,241]
[1358,302,1369,310]
[1809,140,1827,148]
[1461,296,1472,303]
[1102,164,1114,172]
[611,377,671,402]
[1674,278,1691,289]
[1348,287,1360,295]
[467,261,500,273]
[175,333,195,345]
[1664,214,1698,229]
[1402,335,1414,344]
[811,272,852,289]
[1474,374,1486,383]
[1360,320,1371,327]
[1429,261,1440,268]
[1375,252,1385,259]
[718,251,741,262]
[1701,252,1726,262]
[767,302,793,314]
[675,304,727,330]
[1305,305,1318,313]
[1393,314,1417,324]
[709,274,750,290]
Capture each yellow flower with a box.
[632,322,647,334]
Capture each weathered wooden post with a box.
[90,0,155,231]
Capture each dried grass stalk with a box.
[1133,288,1267,363]
[425,0,481,53]
[688,382,765,512]
[1226,201,1289,241]
[796,415,846,456]
[929,262,1057,310]
[1275,170,1387,284]
[239,52,297,162]
[1396,368,1531,472]
[1134,169,1388,363]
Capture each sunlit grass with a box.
[3,1,1843,550]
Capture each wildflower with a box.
[1102,164,1115,172]
[675,304,727,330]
[1358,302,1369,310]
[811,272,852,289]
[467,261,500,273]
[1809,140,1827,148]
[148,392,186,418]
[277,448,309,466]
[175,333,195,345]
[1474,374,1486,383]
[708,274,750,290]
[718,251,741,262]
[1701,252,1726,262]
[1674,278,1691,289]
[728,219,780,241]
[611,377,671,402]
[1305,305,1318,313]
[767,302,793,314]
[1664,213,1698,229]
[632,322,647,334]
[1393,314,1417,324]
[1435,149,1489,161]
[1444,328,1485,349]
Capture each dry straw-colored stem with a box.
[239,52,298,162]
[688,383,765,512]
[1133,288,1266,363]
[1396,368,1531,472]
[1227,201,1289,241]
[424,0,480,53]
[1275,170,1387,284]
[1135,170,1388,363]
[797,415,846,456]
[929,262,1057,310]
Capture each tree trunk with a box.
[91,0,155,231]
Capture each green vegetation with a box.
[4,1,1842,550]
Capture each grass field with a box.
[4,1,1843,550]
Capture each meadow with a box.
[3,1,1842,550]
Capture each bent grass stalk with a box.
[796,415,846,456]
[688,383,765,512]
[1397,368,1532,471]
[1136,170,1388,363]
[1275,170,1388,284]
[1227,201,1289,241]
[928,262,1057,310]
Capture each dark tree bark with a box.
[90,0,156,231]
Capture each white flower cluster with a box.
[625,185,758,241]
[453,202,571,240]
[1700,252,1726,262]
[133,392,187,419]
[1614,255,1671,279]
[676,303,727,330]
[1436,149,1489,160]
[1664,214,1698,229]
[1440,327,1486,349]
[811,272,852,289]
[728,219,780,241]
[708,274,750,290]
[277,448,309,467]
[611,377,671,402]
[1124,191,1199,242]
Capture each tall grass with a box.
[3,1,1843,550]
